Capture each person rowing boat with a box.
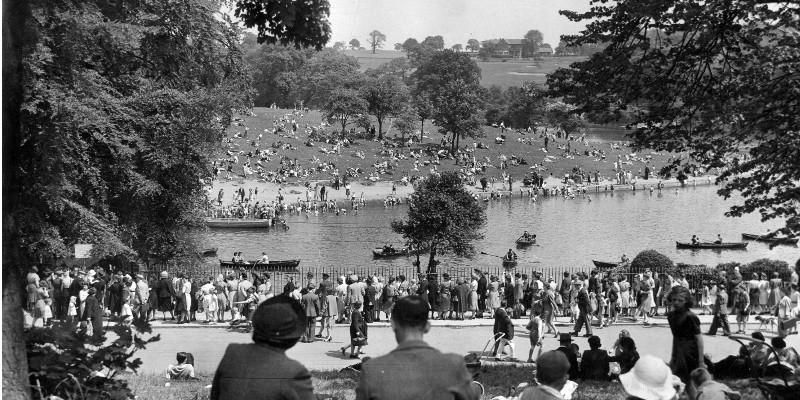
[521,231,536,241]
[504,249,518,261]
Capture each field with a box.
[124,368,764,400]
[218,107,677,190]
[341,49,586,88]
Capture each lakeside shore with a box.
[206,174,719,207]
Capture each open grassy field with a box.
[341,49,586,88]
[218,107,676,190]
[124,368,764,400]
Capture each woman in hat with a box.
[620,355,683,400]
[156,271,176,320]
[487,275,501,318]
[82,287,104,339]
[667,286,703,399]
[210,296,313,400]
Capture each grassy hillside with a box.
[341,49,585,88]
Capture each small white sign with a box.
[74,244,93,259]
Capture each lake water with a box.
[205,185,798,275]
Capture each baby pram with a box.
[728,335,799,400]
[464,332,534,369]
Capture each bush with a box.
[675,263,724,289]
[27,319,159,400]
[742,258,792,281]
[629,250,674,273]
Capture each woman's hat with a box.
[619,355,678,400]
[160,271,168,278]
[251,295,306,344]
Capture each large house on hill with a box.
[536,44,553,56]
[481,38,525,58]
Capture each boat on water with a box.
[372,247,409,258]
[741,233,798,246]
[592,260,623,269]
[675,241,748,249]
[219,259,301,272]
[515,236,536,246]
[206,218,272,229]
[200,248,218,257]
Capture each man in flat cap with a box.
[356,295,478,400]
[210,294,313,400]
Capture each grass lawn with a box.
[124,367,765,400]
[219,107,676,188]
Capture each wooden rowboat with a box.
[515,237,536,246]
[372,248,409,258]
[502,259,518,269]
[675,241,748,249]
[206,218,272,229]
[741,233,798,246]
[200,247,218,257]
[219,259,300,272]
[592,260,622,269]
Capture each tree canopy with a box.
[235,0,331,49]
[523,29,544,57]
[349,38,361,49]
[392,172,486,273]
[412,50,485,154]
[367,30,387,54]
[360,75,409,139]
[548,0,800,236]
[323,88,368,137]
[466,39,481,52]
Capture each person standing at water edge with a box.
[210,295,313,400]
[356,295,478,400]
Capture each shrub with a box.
[742,258,792,281]
[27,319,159,400]
[629,250,674,273]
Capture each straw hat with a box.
[619,355,677,400]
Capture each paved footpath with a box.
[135,313,799,375]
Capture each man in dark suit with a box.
[556,333,580,381]
[356,295,479,400]
[559,272,572,317]
[211,295,314,400]
[477,270,488,318]
[580,335,610,380]
[707,284,731,336]
[300,284,319,343]
[572,283,593,337]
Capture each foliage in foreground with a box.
[549,0,800,237]
[27,320,159,400]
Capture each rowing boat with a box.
[515,237,536,246]
[206,218,272,229]
[200,248,218,257]
[592,260,622,269]
[502,259,518,269]
[741,233,798,246]
[219,259,301,272]
[372,248,409,258]
[675,241,748,249]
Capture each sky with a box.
[327,0,592,48]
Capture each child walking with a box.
[526,308,544,363]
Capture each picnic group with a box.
[208,107,711,211]
[24,256,800,400]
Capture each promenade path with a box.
[135,312,799,374]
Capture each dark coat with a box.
[581,349,610,380]
[211,343,314,400]
[355,340,478,400]
[417,279,429,305]
[301,292,320,317]
[557,345,580,381]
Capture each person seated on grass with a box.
[166,352,197,380]
[690,368,741,400]
[580,335,610,381]
[610,336,640,377]
[519,351,572,400]
[620,355,685,400]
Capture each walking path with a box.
[134,310,799,374]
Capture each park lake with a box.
[205,184,798,276]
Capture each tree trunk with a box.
[426,246,437,274]
[3,0,33,397]
[377,117,383,140]
[340,119,347,140]
[419,118,424,143]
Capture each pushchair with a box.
[728,335,799,400]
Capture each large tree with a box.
[242,38,313,107]
[421,35,445,50]
[2,0,332,398]
[323,88,368,139]
[287,49,364,107]
[523,29,544,57]
[349,38,361,50]
[412,50,485,154]
[367,29,387,54]
[392,172,486,273]
[360,75,409,139]
[548,0,800,236]
[466,39,481,53]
